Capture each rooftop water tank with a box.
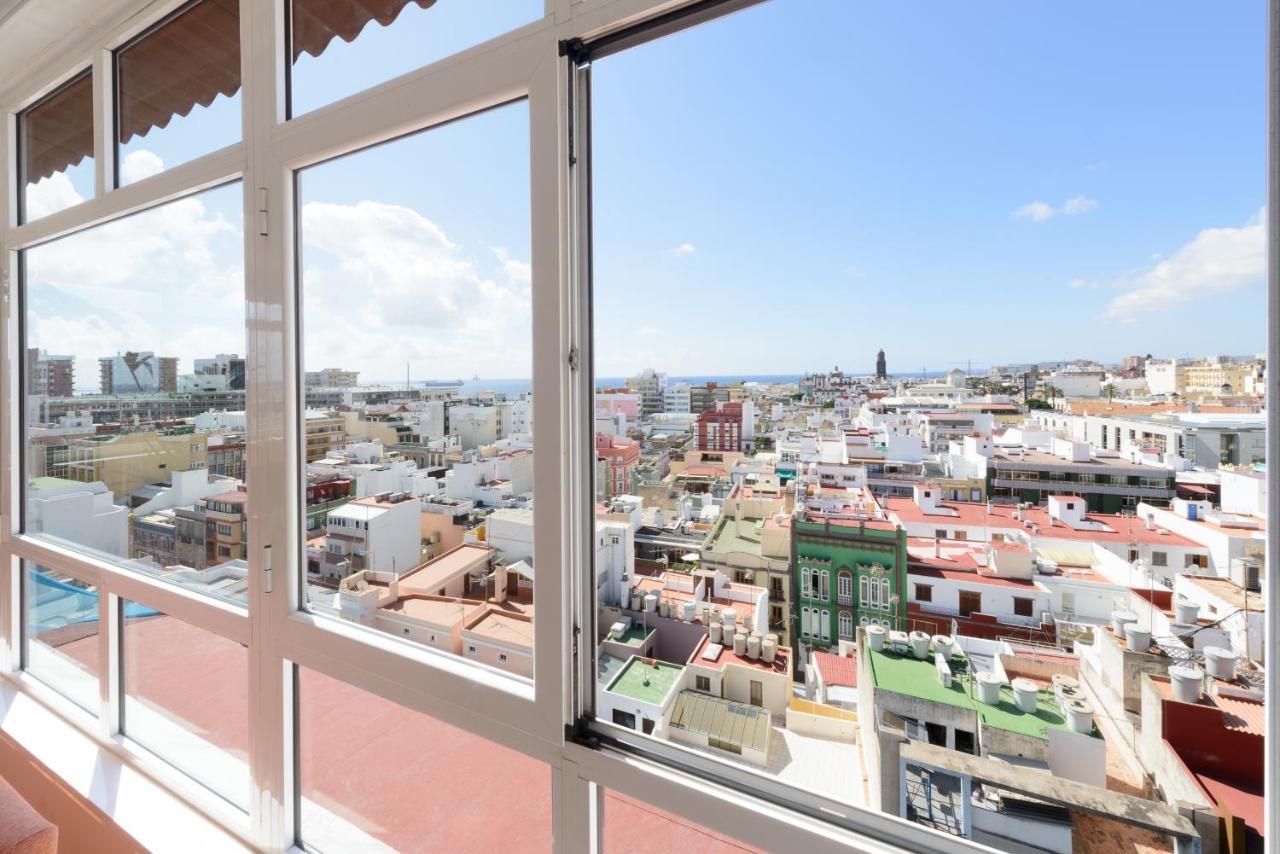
[1011,677,1040,713]
[888,630,910,654]
[708,623,722,644]
[733,632,748,656]
[644,593,658,613]
[1124,623,1152,653]
[721,608,738,631]
[1111,609,1138,636]
[1169,665,1204,704]
[630,592,643,611]
[1175,599,1200,625]
[931,635,954,659]
[681,601,696,621]
[1204,647,1237,681]
[976,672,1003,705]
[747,634,762,660]
[866,625,886,652]
[761,636,778,664]
[1063,698,1094,735]
[909,631,931,660]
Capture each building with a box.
[192,353,246,390]
[876,349,887,380]
[26,476,129,558]
[305,367,360,387]
[27,349,75,396]
[64,429,208,499]
[697,401,754,452]
[624,368,667,416]
[662,382,691,413]
[320,492,422,580]
[595,433,640,499]
[98,351,177,393]
[987,441,1175,512]
[304,412,347,462]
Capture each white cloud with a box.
[1015,196,1099,222]
[1068,278,1099,290]
[1062,195,1098,215]
[301,200,531,380]
[121,149,166,185]
[1105,208,1265,319]
[1014,201,1055,222]
[671,242,696,257]
[24,171,83,221]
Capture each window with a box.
[1152,551,1168,567]
[115,0,242,184]
[1012,597,1034,618]
[22,183,248,606]
[820,611,831,642]
[838,611,853,640]
[819,570,829,600]
[837,571,853,605]
[859,576,869,607]
[915,583,933,603]
[22,563,100,714]
[959,591,982,618]
[18,70,94,222]
[695,675,711,692]
[296,101,533,675]
[287,0,543,117]
[879,579,891,610]
[122,602,249,809]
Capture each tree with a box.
[1102,383,1118,404]
[1042,384,1062,406]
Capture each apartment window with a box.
[296,101,533,676]
[17,70,94,223]
[819,570,830,600]
[915,583,933,603]
[837,571,853,605]
[22,183,247,606]
[959,591,982,618]
[838,611,853,640]
[820,610,831,642]
[115,0,242,184]
[859,576,869,607]
[695,675,711,692]
[934,528,947,539]
[1151,551,1168,567]
[1012,597,1034,619]
[22,563,100,714]
[298,669,551,850]
[879,578,891,610]
[122,602,250,809]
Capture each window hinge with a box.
[568,346,580,372]
[262,545,273,593]
[257,187,268,236]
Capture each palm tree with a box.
[1102,383,1118,404]
[1043,384,1061,406]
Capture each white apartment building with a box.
[1047,368,1104,398]
[448,404,499,449]
[446,451,534,505]
[625,368,667,415]
[27,477,129,558]
[323,493,421,579]
[663,382,691,413]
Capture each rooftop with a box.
[463,609,535,649]
[667,691,769,755]
[606,656,684,706]
[689,633,788,675]
[866,647,1090,740]
[399,544,494,596]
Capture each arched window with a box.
[838,611,853,639]
[837,570,853,605]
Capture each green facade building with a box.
[790,516,907,660]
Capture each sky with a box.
[22,0,1269,388]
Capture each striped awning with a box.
[23,0,435,182]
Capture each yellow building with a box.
[66,430,207,499]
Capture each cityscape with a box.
[24,344,1267,852]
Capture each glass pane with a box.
[604,792,761,853]
[18,70,94,223]
[23,183,249,606]
[22,563,100,714]
[288,0,543,117]
[589,1,1264,852]
[116,0,241,185]
[122,602,249,810]
[297,102,533,679]
[298,668,551,850]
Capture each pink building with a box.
[595,433,640,497]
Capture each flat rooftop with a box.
[1182,575,1264,612]
[606,657,684,706]
[399,544,494,595]
[463,609,534,649]
[867,647,1090,740]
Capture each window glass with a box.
[122,602,250,810]
[296,102,533,678]
[18,71,94,222]
[589,1,1263,851]
[116,0,241,185]
[603,791,761,853]
[297,668,551,850]
[22,562,100,714]
[288,0,543,117]
[23,183,249,606]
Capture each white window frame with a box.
[0,0,1269,852]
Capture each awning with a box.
[23,0,437,182]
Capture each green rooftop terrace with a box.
[611,624,655,648]
[606,656,684,706]
[867,648,1093,740]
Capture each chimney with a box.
[914,483,939,514]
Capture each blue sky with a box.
[25,0,1268,385]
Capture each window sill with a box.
[0,671,251,852]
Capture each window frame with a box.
[0,0,1273,852]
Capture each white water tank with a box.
[658,601,670,618]
[1169,665,1204,703]
[909,631,931,660]
[709,623,722,644]
[1124,623,1152,653]
[1011,677,1040,713]
[644,594,658,613]
[762,637,778,664]
[721,608,738,633]
[733,632,747,656]
[888,630,910,654]
[976,672,1003,705]
[931,635,954,659]
[681,601,696,621]
[747,633,762,660]
[866,625,886,652]
[1111,609,1138,636]
[1204,647,1238,681]
[1063,698,1094,735]
[630,593,643,611]
[1175,599,1200,625]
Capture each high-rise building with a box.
[875,348,887,380]
[194,354,246,390]
[98,351,177,394]
[304,368,360,387]
[26,349,75,396]
[624,368,667,416]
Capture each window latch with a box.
[263,544,273,593]
[257,187,269,236]
[568,346,580,372]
